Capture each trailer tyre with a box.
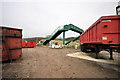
[80,45,86,52]
[91,48,96,52]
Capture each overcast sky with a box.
[0,0,119,38]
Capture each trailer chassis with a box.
[80,43,120,60]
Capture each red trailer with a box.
[0,26,22,61]
[80,15,120,59]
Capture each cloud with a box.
[1,1,118,38]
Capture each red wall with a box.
[1,27,22,61]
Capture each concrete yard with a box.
[2,47,120,78]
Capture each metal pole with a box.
[109,48,113,60]
[63,31,65,45]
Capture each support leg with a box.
[62,31,65,45]
[95,51,99,59]
[95,48,99,59]
[109,48,114,60]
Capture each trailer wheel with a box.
[80,45,86,52]
[91,48,96,52]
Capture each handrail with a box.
[50,25,64,37]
